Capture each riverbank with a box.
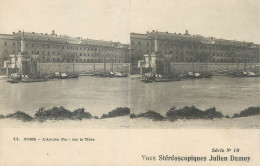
[130,106,260,128]
[130,115,260,128]
[0,106,130,128]
[0,116,129,128]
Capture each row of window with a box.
[40,58,123,63]
[168,57,258,63]
[3,41,124,53]
[131,40,256,52]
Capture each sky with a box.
[131,0,260,44]
[0,0,130,44]
[0,0,259,44]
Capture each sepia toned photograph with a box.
[130,0,260,128]
[0,0,260,165]
[0,0,130,128]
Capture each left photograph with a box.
[0,0,130,128]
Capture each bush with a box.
[35,106,92,121]
[233,107,260,118]
[203,107,224,119]
[136,110,165,121]
[71,108,92,120]
[5,111,33,122]
[130,114,137,119]
[0,114,4,119]
[101,114,108,119]
[102,107,130,118]
[166,106,223,121]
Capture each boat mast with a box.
[103,57,106,72]
[236,55,239,74]
[117,55,119,72]
[111,59,113,72]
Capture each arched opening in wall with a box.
[90,59,93,63]
[87,59,90,63]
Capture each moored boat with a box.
[141,79,153,83]
[21,78,48,83]
[155,77,181,82]
[7,77,20,83]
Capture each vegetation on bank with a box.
[101,107,130,119]
[0,106,129,122]
[35,107,92,121]
[0,106,259,122]
[4,111,33,122]
[233,107,260,118]
[130,106,260,121]
[130,110,165,121]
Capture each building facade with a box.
[130,30,260,66]
[0,30,130,67]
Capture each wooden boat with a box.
[187,72,202,79]
[141,79,153,83]
[141,75,155,83]
[7,77,20,83]
[21,78,48,83]
[243,71,257,77]
[200,73,212,78]
[227,72,244,77]
[113,72,128,77]
[67,73,79,78]
[155,77,181,82]
[78,72,94,76]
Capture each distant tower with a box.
[185,30,189,35]
[52,30,55,35]
[154,30,159,52]
[21,30,25,53]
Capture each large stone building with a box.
[0,30,130,69]
[130,30,260,66]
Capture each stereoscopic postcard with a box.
[0,0,259,165]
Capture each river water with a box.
[130,76,260,116]
[1,76,260,117]
[0,77,129,116]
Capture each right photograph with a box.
[130,0,260,128]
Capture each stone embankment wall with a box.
[169,63,260,74]
[38,63,130,74]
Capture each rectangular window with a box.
[13,43,15,46]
